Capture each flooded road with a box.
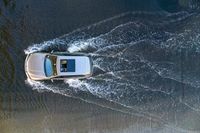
[1,0,200,133]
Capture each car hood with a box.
[26,53,47,80]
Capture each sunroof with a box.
[60,59,75,72]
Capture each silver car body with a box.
[25,52,93,80]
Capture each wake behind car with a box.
[25,52,93,80]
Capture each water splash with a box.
[24,11,200,132]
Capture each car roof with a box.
[56,55,92,76]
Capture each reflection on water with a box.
[1,0,200,133]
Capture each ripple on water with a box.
[24,11,200,131]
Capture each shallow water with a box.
[1,0,200,133]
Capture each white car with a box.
[25,52,93,80]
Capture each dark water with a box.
[1,0,200,133]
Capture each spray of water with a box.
[24,11,200,132]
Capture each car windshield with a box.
[44,57,53,77]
